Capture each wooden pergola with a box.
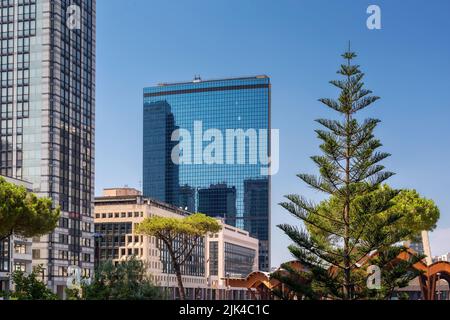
[227,249,450,300]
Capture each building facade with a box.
[94,188,258,300]
[143,76,271,271]
[94,188,207,300]
[0,0,96,296]
[405,230,433,265]
[0,176,33,293]
[198,184,237,226]
[206,219,258,300]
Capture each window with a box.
[14,243,26,254]
[60,218,69,228]
[83,269,91,278]
[59,234,69,244]
[32,249,40,259]
[58,250,69,260]
[59,267,68,277]
[14,262,27,272]
[209,241,219,276]
[0,238,10,272]
[224,242,256,277]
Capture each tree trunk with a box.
[343,204,351,300]
[343,109,352,300]
[173,262,186,300]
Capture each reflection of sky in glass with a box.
[143,76,270,270]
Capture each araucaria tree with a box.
[0,177,60,242]
[277,48,424,300]
[137,213,221,300]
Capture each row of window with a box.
[57,266,91,278]
[95,211,144,219]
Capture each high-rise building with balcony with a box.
[0,0,96,296]
[0,176,33,293]
[143,76,270,271]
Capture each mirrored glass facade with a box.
[224,242,256,277]
[143,76,270,271]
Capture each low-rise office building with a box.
[94,187,259,300]
[206,220,259,300]
[0,176,33,293]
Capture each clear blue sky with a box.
[96,0,450,267]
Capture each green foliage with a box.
[306,186,440,244]
[65,287,83,300]
[81,257,161,300]
[385,188,440,241]
[276,48,434,300]
[0,177,60,241]
[137,213,222,237]
[137,213,221,300]
[11,265,58,300]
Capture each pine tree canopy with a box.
[276,47,433,300]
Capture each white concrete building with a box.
[206,220,259,298]
[94,188,259,300]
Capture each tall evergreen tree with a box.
[276,46,423,300]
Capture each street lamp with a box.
[437,273,441,301]
[226,272,231,300]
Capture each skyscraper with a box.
[143,100,179,204]
[244,178,269,270]
[143,76,270,271]
[0,0,95,295]
[198,183,237,226]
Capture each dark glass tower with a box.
[143,76,271,271]
[143,101,179,204]
[198,183,237,226]
[244,178,269,269]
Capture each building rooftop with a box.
[95,188,191,216]
[102,187,141,197]
[155,75,269,87]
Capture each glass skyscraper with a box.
[0,0,95,295]
[143,76,270,271]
